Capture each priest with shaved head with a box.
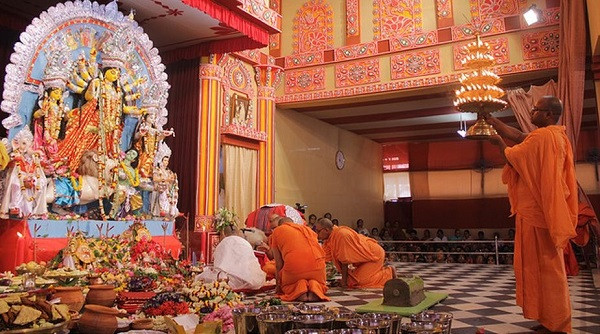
[315,218,395,289]
[269,216,329,302]
[486,96,577,333]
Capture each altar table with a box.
[0,219,182,272]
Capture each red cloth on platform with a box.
[0,219,182,272]
[0,219,30,272]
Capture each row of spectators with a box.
[307,214,515,265]
[383,241,515,265]
[371,228,515,242]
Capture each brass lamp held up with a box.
[453,35,507,139]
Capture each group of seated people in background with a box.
[306,214,516,265]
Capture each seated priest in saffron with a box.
[270,217,329,302]
[316,218,396,289]
[257,214,283,279]
[213,225,266,290]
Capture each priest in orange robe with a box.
[258,214,282,279]
[486,96,577,333]
[315,218,395,289]
[270,217,329,302]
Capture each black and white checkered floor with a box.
[244,263,600,333]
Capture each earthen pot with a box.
[54,286,85,312]
[86,284,117,306]
[78,304,119,334]
[131,318,154,330]
[88,275,103,285]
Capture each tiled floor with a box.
[244,263,600,333]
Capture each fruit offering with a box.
[16,262,46,276]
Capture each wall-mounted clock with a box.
[335,150,345,170]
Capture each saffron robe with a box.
[270,223,329,301]
[503,125,577,333]
[322,226,393,288]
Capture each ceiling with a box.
[0,0,243,51]
[284,69,599,144]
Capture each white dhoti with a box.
[213,235,266,290]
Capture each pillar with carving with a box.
[255,65,282,206]
[196,55,223,232]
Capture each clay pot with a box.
[88,275,103,285]
[78,304,119,334]
[131,318,154,330]
[86,284,117,307]
[54,286,85,312]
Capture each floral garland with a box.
[14,158,40,201]
[120,162,140,187]
[70,175,83,191]
[182,280,242,314]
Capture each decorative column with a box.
[196,55,223,232]
[255,65,282,206]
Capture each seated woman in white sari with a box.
[211,226,266,290]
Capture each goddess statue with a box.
[31,47,71,175]
[133,110,173,178]
[0,128,48,218]
[151,142,179,218]
[108,149,143,219]
[32,87,64,148]
[57,49,101,173]
[59,34,141,172]
[0,1,173,220]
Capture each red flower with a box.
[144,301,189,317]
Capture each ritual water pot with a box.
[53,286,85,312]
[86,284,117,307]
[78,304,119,334]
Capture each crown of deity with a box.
[42,35,72,90]
[141,82,169,111]
[155,141,172,165]
[100,29,131,69]
[13,127,34,145]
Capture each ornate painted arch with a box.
[292,0,334,54]
[218,55,255,127]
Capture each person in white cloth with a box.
[212,225,266,290]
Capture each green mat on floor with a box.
[355,291,448,316]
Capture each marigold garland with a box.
[121,162,140,187]
[70,175,83,191]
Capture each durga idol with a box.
[59,44,141,172]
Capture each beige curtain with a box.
[223,145,257,225]
[505,80,558,133]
